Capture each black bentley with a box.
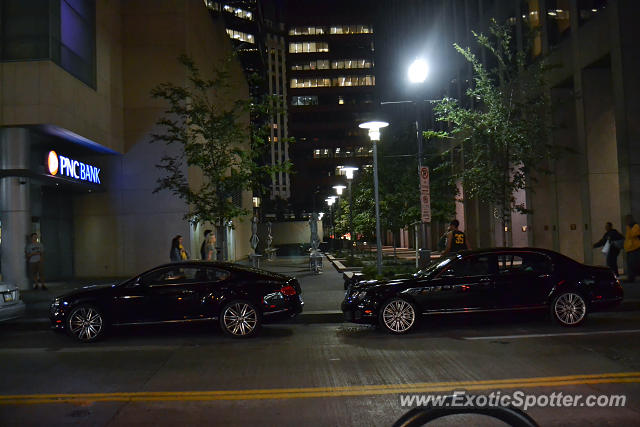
[342,248,623,334]
[50,261,303,342]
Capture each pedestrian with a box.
[25,233,46,290]
[593,222,624,277]
[170,235,188,262]
[442,219,471,255]
[624,215,640,282]
[200,229,216,261]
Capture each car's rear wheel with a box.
[379,298,417,334]
[551,292,587,327]
[220,301,261,338]
[66,304,105,343]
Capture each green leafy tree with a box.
[430,19,555,245]
[150,55,289,255]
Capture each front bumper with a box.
[0,301,26,322]
[341,299,377,325]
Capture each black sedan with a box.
[50,261,303,342]
[342,248,623,334]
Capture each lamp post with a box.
[332,184,346,251]
[341,167,358,257]
[359,121,388,277]
[409,58,430,267]
[325,196,336,250]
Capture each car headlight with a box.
[354,291,368,301]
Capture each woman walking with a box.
[170,235,188,262]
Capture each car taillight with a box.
[280,285,297,296]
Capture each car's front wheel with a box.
[551,292,588,327]
[379,298,417,334]
[220,301,261,338]
[66,304,105,343]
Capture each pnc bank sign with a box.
[47,151,101,184]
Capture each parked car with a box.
[50,261,303,342]
[0,282,26,323]
[342,248,623,334]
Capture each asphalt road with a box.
[2,306,640,426]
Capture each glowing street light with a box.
[359,121,389,276]
[333,185,346,195]
[408,58,429,84]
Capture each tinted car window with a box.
[206,268,230,282]
[144,267,203,286]
[498,253,552,274]
[445,255,494,277]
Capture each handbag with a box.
[602,240,611,254]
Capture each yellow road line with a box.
[2,372,639,405]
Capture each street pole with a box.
[348,180,354,257]
[372,140,383,276]
[416,101,429,254]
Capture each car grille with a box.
[2,290,18,304]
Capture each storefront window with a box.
[546,0,571,47]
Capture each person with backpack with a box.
[593,222,624,277]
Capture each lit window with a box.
[225,29,255,44]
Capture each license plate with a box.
[3,293,14,303]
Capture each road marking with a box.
[463,329,640,340]
[2,372,639,405]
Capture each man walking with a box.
[625,215,640,282]
[25,233,46,290]
[442,219,471,255]
[593,222,624,277]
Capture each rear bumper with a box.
[262,295,304,322]
[0,301,26,322]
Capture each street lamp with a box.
[333,184,346,196]
[359,121,388,276]
[409,58,431,268]
[408,58,429,84]
[341,167,359,256]
[326,196,336,249]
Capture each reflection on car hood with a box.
[59,281,119,298]
[0,282,19,292]
[352,277,411,290]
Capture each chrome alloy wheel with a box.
[222,303,258,336]
[554,293,586,326]
[382,299,416,333]
[68,306,104,342]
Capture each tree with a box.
[150,54,289,256]
[430,19,555,245]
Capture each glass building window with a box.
[291,95,319,106]
[289,42,329,53]
[577,0,608,25]
[226,29,255,43]
[546,0,571,47]
[331,59,372,69]
[1,0,96,88]
[289,26,325,36]
[329,25,373,34]
[222,4,253,20]
[290,59,330,70]
[332,75,375,87]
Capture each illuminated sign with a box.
[47,150,101,184]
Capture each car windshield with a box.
[414,254,459,279]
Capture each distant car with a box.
[342,248,623,334]
[50,261,303,342]
[0,282,26,323]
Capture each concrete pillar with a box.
[0,128,31,289]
